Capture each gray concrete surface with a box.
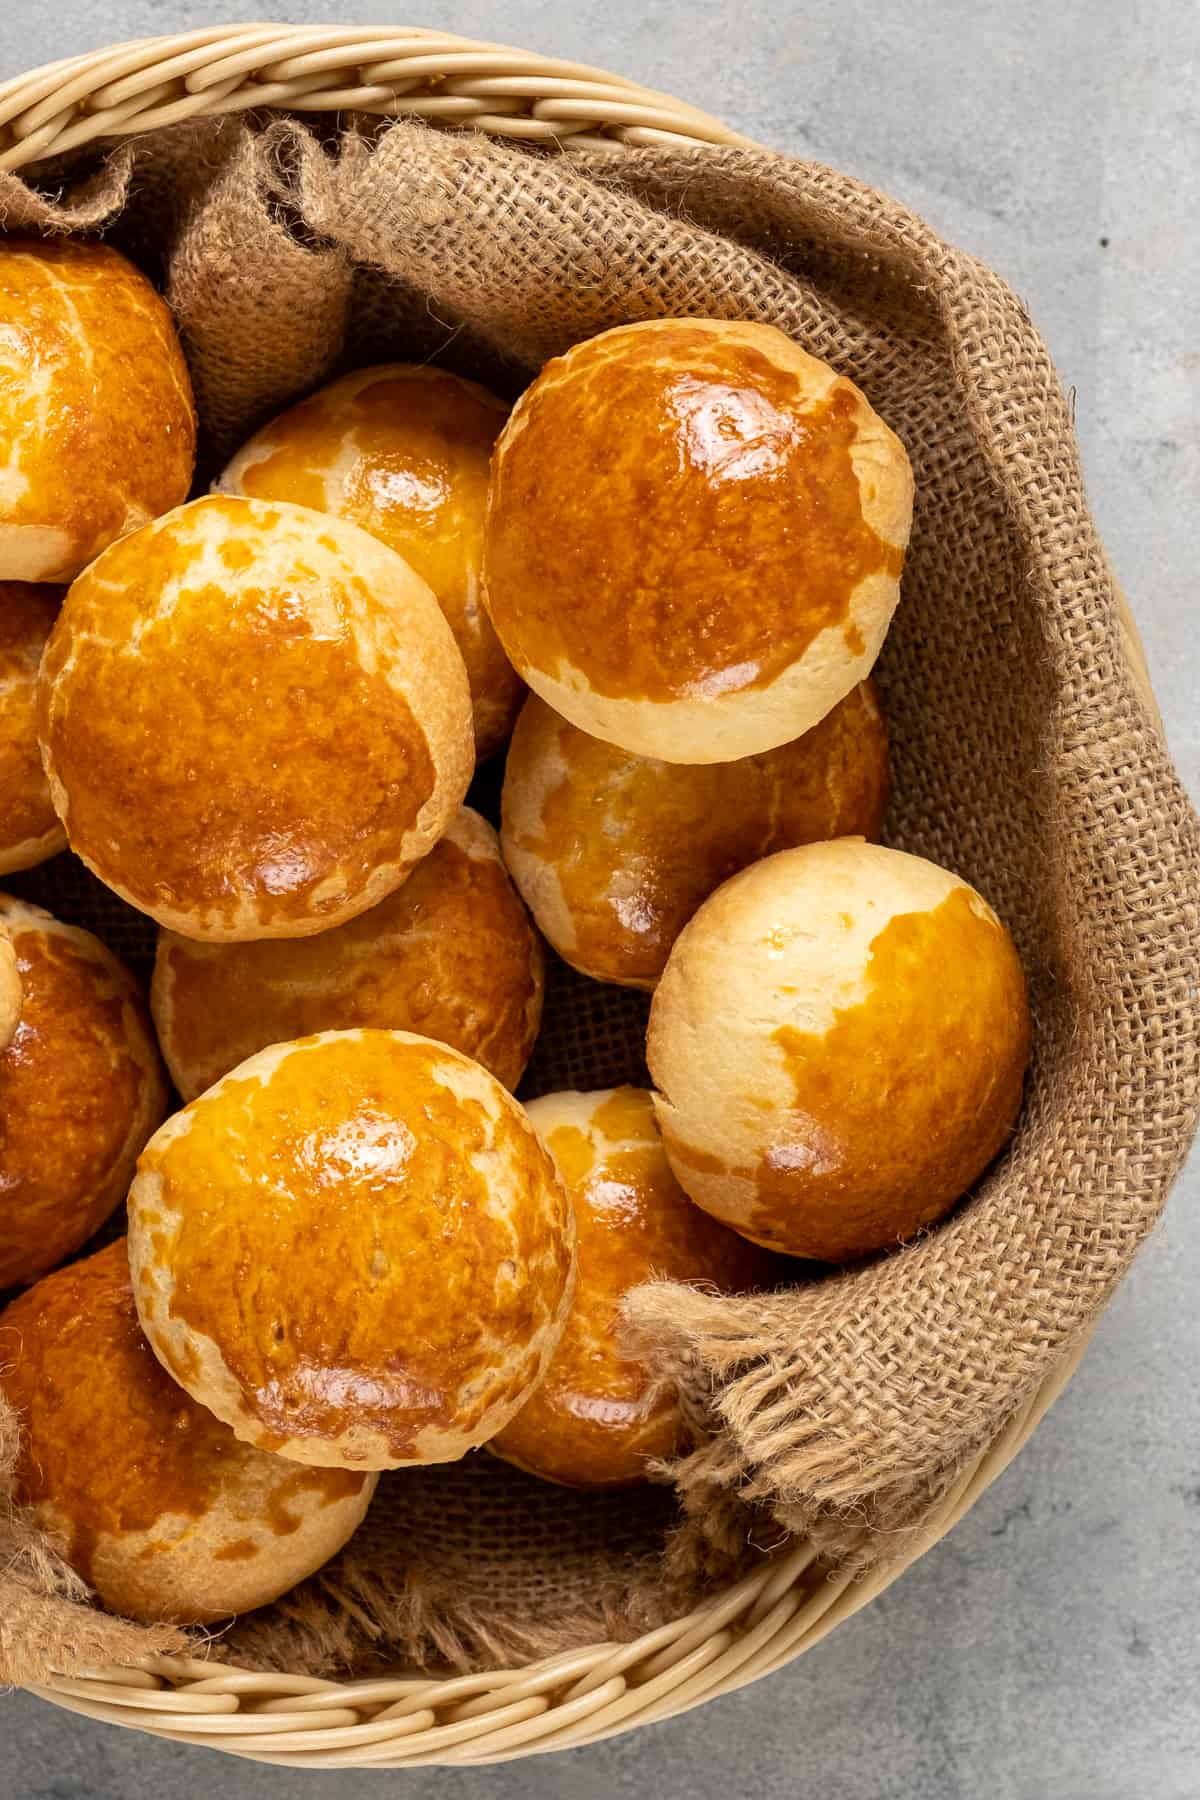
[3,2,1198,1796]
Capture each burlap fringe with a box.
[624,1283,1028,1573]
[1,1387,705,1684]
[222,1545,694,1682]
[0,1404,188,1685]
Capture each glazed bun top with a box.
[218,364,522,760]
[501,680,889,989]
[490,1086,774,1488]
[152,807,545,1100]
[0,1241,374,1625]
[37,495,474,942]
[647,839,1031,1261]
[0,583,66,875]
[127,1030,575,1470]
[0,238,195,583]
[484,318,912,763]
[0,894,167,1290]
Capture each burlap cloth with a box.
[1,117,1197,1689]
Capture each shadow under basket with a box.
[1,23,1198,1769]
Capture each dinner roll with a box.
[502,681,888,989]
[0,896,167,1289]
[0,582,65,873]
[483,318,912,762]
[38,494,474,941]
[0,1243,375,1624]
[0,922,20,1051]
[128,1030,575,1469]
[218,364,522,759]
[648,841,1031,1262]
[152,807,544,1100]
[0,238,195,582]
[490,1087,774,1488]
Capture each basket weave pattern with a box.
[0,24,748,171]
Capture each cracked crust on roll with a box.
[647,840,1031,1262]
[0,895,168,1287]
[218,364,522,760]
[38,495,474,941]
[151,807,545,1100]
[0,238,195,583]
[0,583,66,874]
[128,1029,576,1470]
[483,318,912,763]
[0,1242,375,1624]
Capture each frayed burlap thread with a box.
[0,116,1196,1687]
[220,1456,692,1678]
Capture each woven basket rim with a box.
[0,22,755,171]
[19,1331,1093,1767]
[2,19,1162,1767]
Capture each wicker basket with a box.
[0,23,1166,1769]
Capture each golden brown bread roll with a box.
[489,1087,775,1488]
[38,494,474,942]
[483,319,912,763]
[0,922,20,1051]
[0,238,195,582]
[0,896,168,1289]
[0,582,66,873]
[218,364,523,760]
[0,1242,375,1624]
[502,681,889,989]
[647,840,1031,1262]
[128,1030,576,1470]
[151,806,544,1100]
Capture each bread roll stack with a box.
[479,314,913,1001]
[0,248,1035,1637]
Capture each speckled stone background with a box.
[2,3,1197,1796]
